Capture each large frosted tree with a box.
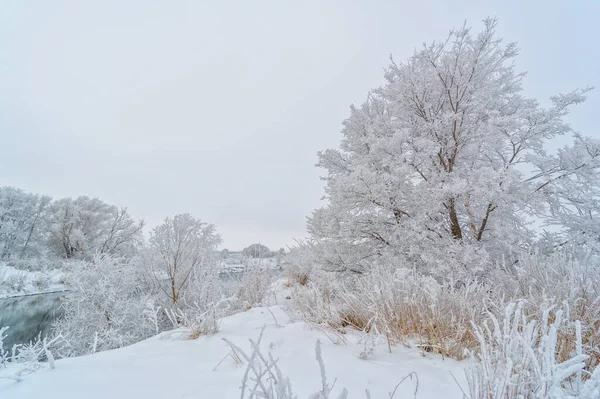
[308,19,597,276]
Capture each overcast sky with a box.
[0,1,598,250]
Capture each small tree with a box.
[149,213,221,304]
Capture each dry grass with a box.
[188,329,204,340]
[287,253,600,368]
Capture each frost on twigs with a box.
[222,327,296,399]
[388,372,419,399]
[164,295,236,339]
[358,326,384,360]
[467,302,600,398]
[0,331,68,383]
[0,326,10,368]
[223,329,349,399]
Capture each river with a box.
[0,292,64,351]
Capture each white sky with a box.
[1,0,598,250]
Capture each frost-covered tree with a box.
[45,196,144,259]
[243,243,271,258]
[309,19,595,275]
[0,187,51,259]
[148,213,221,304]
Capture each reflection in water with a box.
[0,292,64,351]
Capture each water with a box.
[0,292,64,351]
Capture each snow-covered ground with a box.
[0,263,67,299]
[0,306,468,398]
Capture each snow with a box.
[0,306,468,398]
[0,263,67,299]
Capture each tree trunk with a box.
[448,198,462,239]
[171,278,178,304]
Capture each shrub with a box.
[235,266,272,308]
[285,241,317,286]
[52,255,161,356]
[285,251,600,377]
[289,264,489,359]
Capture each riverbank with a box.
[0,306,468,398]
[0,263,67,299]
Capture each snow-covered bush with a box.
[164,297,234,339]
[285,241,318,286]
[8,333,67,368]
[467,302,600,398]
[0,326,71,382]
[288,268,342,327]
[53,255,161,356]
[235,266,272,308]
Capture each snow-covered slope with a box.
[0,306,467,398]
[0,263,67,299]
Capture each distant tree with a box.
[275,247,286,266]
[148,213,221,304]
[45,196,144,259]
[0,187,51,259]
[242,243,271,259]
[221,248,229,259]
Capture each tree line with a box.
[0,187,144,260]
